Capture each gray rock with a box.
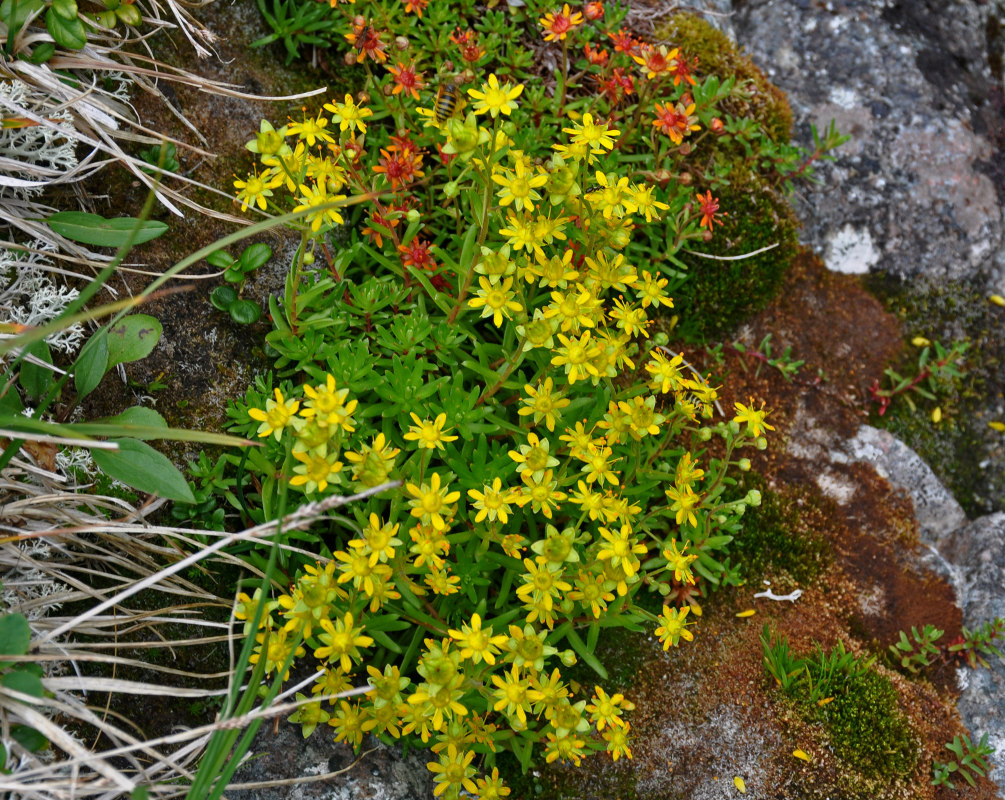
[733,0,1005,291]
[228,724,434,800]
[837,426,1005,793]
[940,513,1005,768]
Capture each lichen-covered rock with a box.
[940,512,1005,765]
[229,723,435,800]
[734,0,1005,291]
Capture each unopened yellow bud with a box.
[931,407,942,424]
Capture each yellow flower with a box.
[405,472,461,530]
[427,744,477,797]
[344,433,400,487]
[586,171,637,220]
[518,377,570,432]
[662,539,697,584]
[733,397,775,437]
[551,331,602,384]
[301,374,358,432]
[293,182,347,232]
[290,449,344,493]
[597,524,646,576]
[248,387,300,440]
[604,721,633,761]
[448,613,508,665]
[580,444,620,486]
[323,94,374,133]
[491,664,532,724]
[665,483,700,527]
[492,160,548,211]
[654,604,694,649]
[314,611,373,672]
[467,74,524,118]
[286,111,334,146]
[467,477,516,524]
[563,113,620,153]
[403,412,459,450]
[508,432,559,482]
[234,169,282,212]
[468,276,525,327]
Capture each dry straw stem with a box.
[0,439,399,799]
[1,1,325,260]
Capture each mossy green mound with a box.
[657,13,801,339]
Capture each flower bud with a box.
[560,649,578,667]
[302,251,315,266]
[678,171,693,186]
[728,420,741,436]
[703,230,714,242]
[738,457,751,471]
[745,489,762,507]
[443,181,460,198]
[755,436,768,450]
[609,225,631,249]
[678,142,692,156]
[710,117,725,134]
[395,35,409,50]
[343,50,357,66]
[406,209,421,223]
[698,426,713,442]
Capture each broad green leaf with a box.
[237,243,272,271]
[50,0,76,19]
[74,331,109,399]
[0,0,44,34]
[10,725,47,753]
[91,438,195,502]
[18,340,52,400]
[26,41,56,64]
[0,614,31,660]
[106,314,161,368]
[45,8,86,49]
[210,286,238,311]
[48,212,167,247]
[229,300,262,325]
[2,669,43,698]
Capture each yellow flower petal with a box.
[990,294,1005,307]
[816,696,834,706]
[733,776,746,793]
[911,336,930,347]
[931,407,942,424]
[793,749,812,761]
[735,609,756,618]
[989,421,1005,432]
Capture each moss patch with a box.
[655,13,801,339]
[807,664,918,782]
[864,274,1004,516]
[731,474,831,587]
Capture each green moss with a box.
[809,667,918,781]
[865,274,1004,516]
[731,475,831,586]
[656,13,794,141]
[653,13,801,339]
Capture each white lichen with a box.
[0,243,85,355]
[0,79,78,201]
